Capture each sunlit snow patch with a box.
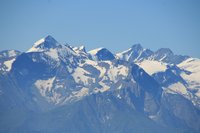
[136,60,167,75]
[3,58,15,71]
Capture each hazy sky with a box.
[0,0,200,57]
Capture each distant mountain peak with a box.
[73,45,86,53]
[79,45,86,52]
[152,48,189,64]
[0,50,21,59]
[155,48,173,56]
[117,44,153,62]
[27,35,60,52]
[131,43,143,51]
[88,47,105,55]
[88,47,115,61]
[33,35,58,48]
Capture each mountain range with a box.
[0,35,200,133]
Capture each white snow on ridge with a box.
[178,58,200,97]
[88,47,104,55]
[45,49,59,61]
[72,67,95,85]
[73,45,85,52]
[116,48,133,61]
[34,77,66,104]
[73,59,129,94]
[3,58,16,71]
[178,58,200,82]
[167,82,188,95]
[27,46,42,52]
[95,65,106,78]
[27,38,46,52]
[27,36,59,53]
[117,48,132,56]
[136,60,167,75]
[35,77,55,97]
[107,64,129,81]
[8,50,18,57]
[34,38,46,47]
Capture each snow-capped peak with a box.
[73,45,86,53]
[88,47,115,61]
[88,47,105,55]
[131,43,143,51]
[27,35,60,52]
[79,45,86,52]
[116,44,153,62]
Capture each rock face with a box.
[116,44,153,62]
[0,35,200,133]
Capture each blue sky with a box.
[0,0,200,57]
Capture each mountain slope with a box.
[1,92,181,133]
[118,45,200,109]
[0,36,200,132]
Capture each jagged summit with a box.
[117,44,190,64]
[152,48,189,64]
[155,48,174,56]
[117,44,153,62]
[131,43,143,51]
[27,35,60,52]
[73,45,86,53]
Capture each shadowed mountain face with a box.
[88,47,115,61]
[0,36,200,133]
